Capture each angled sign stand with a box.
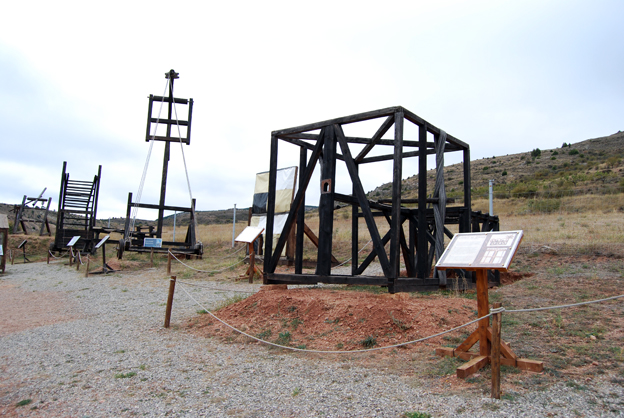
[434,230,543,381]
[235,226,265,283]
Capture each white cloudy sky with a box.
[1,0,622,219]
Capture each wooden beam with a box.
[457,356,489,379]
[355,115,395,162]
[334,124,391,277]
[272,107,399,136]
[267,130,325,273]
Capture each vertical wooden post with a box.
[167,251,172,274]
[150,248,154,267]
[491,301,502,399]
[69,249,73,267]
[248,242,255,284]
[164,276,177,328]
[85,255,90,278]
[76,252,80,271]
[476,269,490,356]
[47,251,50,264]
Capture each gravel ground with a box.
[1,261,623,417]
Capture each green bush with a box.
[569,149,579,155]
[531,148,542,158]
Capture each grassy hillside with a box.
[368,131,624,205]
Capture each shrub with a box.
[531,148,542,158]
[482,166,489,171]
[552,150,559,155]
[569,149,579,155]
[502,171,507,176]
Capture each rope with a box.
[169,88,199,244]
[331,239,373,269]
[178,282,493,354]
[168,250,245,273]
[505,293,624,313]
[177,279,256,294]
[126,79,169,241]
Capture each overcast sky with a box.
[1,0,622,220]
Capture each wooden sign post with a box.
[89,236,115,275]
[434,230,543,397]
[235,226,265,283]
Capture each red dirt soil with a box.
[187,286,481,351]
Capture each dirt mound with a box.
[187,287,478,352]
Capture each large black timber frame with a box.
[120,69,202,259]
[51,161,102,254]
[263,106,499,293]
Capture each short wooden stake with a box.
[76,253,80,271]
[491,302,502,399]
[85,255,90,278]
[164,276,177,328]
[150,248,154,267]
[47,251,50,264]
[167,252,172,274]
[69,249,73,267]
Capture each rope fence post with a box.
[164,276,177,328]
[47,250,50,264]
[150,248,154,267]
[76,252,80,271]
[85,255,90,278]
[167,251,172,274]
[491,302,502,399]
[69,249,73,267]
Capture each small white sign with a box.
[94,235,110,249]
[0,244,3,256]
[235,226,265,244]
[67,236,81,247]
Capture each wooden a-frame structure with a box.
[263,106,498,293]
[119,69,202,259]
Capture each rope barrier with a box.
[176,280,624,355]
[505,293,624,313]
[168,250,245,273]
[176,279,256,294]
[177,282,494,354]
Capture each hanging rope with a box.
[126,79,170,241]
[170,97,199,243]
[432,130,447,285]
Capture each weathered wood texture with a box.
[264,106,498,292]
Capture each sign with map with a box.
[435,230,523,271]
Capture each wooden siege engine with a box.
[263,106,499,293]
[51,161,102,254]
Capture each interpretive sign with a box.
[235,226,265,244]
[436,230,523,271]
[94,235,110,249]
[144,238,163,248]
[0,244,3,256]
[67,236,81,247]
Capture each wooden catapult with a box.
[119,69,202,260]
[12,188,52,236]
[434,230,543,381]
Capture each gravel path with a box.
[1,262,623,417]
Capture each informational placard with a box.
[67,236,81,247]
[235,226,265,244]
[436,230,523,270]
[143,238,163,248]
[94,235,110,249]
[0,244,3,256]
